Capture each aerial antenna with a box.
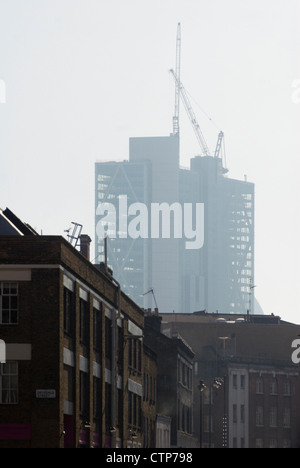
[172,22,181,136]
[65,222,83,248]
[143,288,158,309]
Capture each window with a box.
[137,340,142,373]
[0,282,18,324]
[256,406,264,426]
[283,380,291,396]
[256,438,263,448]
[256,377,264,394]
[270,407,277,427]
[233,374,238,389]
[241,405,245,423]
[64,288,73,334]
[80,299,89,344]
[233,404,237,423]
[283,439,291,448]
[128,392,141,428]
[93,305,102,350]
[117,327,123,371]
[93,376,101,419]
[203,387,212,405]
[0,362,18,404]
[105,317,112,361]
[240,375,245,389]
[128,337,142,375]
[133,340,137,369]
[128,391,132,425]
[269,439,277,449]
[270,378,278,395]
[105,383,111,428]
[203,414,213,433]
[63,364,74,403]
[128,338,132,367]
[80,371,88,416]
[117,389,123,428]
[178,359,181,382]
[283,408,291,428]
[182,363,186,386]
[137,395,142,428]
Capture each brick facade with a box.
[161,312,300,448]
[0,236,149,448]
[144,312,198,448]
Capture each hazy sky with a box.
[0,0,299,323]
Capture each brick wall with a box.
[0,236,147,448]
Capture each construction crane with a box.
[214,131,224,159]
[170,23,227,166]
[172,22,181,136]
[170,69,211,156]
[214,130,228,172]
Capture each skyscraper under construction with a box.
[95,132,254,315]
[94,24,255,315]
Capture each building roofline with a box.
[0,235,145,319]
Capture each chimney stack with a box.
[80,234,92,261]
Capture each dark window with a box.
[93,376,101,419]
[93,304,102,350]
[117,389,123,428]
[117,327,123,371]
[0,282,18,324]
[64,288,73,334]
[80,371,88,416]
[105,317,112,361]
[138,340,142,372]
[0,362,18,404]
[128,392,132,425]
[105,383,112,429]
[80,299,89,344]
[128,338,133,367]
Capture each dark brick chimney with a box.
[80,234,92,261]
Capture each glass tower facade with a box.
[95,135,254,314]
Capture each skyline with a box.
[0,0,299,323]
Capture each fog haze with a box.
[0,0,299,322]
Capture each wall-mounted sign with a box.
[36,389,56,399]
[0,339,6,363]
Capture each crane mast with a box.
[170,69,211,156]
[172,23,181,136]
[170,23,226,166]
[214,131,224,158]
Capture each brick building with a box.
[144,311,198,448]
[0,233,152,448]
[141,343,157,448]
[161,312,300,448]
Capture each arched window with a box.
[270,378,278,395]
[256,377,264,394]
